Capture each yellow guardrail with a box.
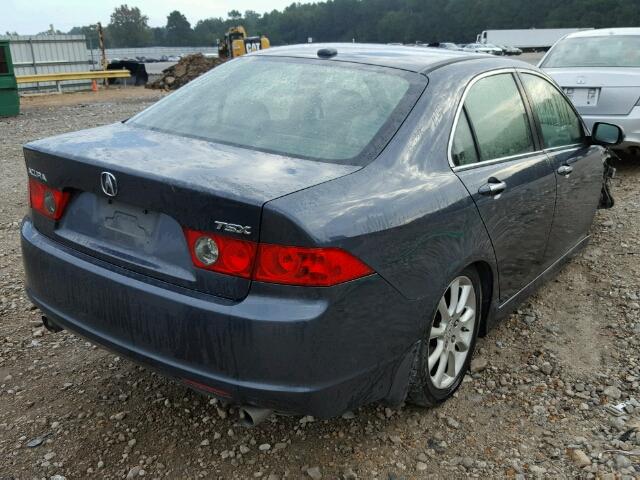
[16,70,132,93]
[16,70,131,84]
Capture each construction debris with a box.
[147,54,225,90]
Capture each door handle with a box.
[557,165,574,176]
[478,180,507,196]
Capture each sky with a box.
[3,0,312,35]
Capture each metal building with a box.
[0,34,91,92]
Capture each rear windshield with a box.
[542,35,640,68]
[128,56,426,164]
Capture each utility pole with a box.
[97,22,108,88]
[97,22,107,70]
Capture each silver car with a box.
[463,43,503,55]
[437,42,463,51]
[540,28,640,156]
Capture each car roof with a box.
[253,42,489,73]
[565,27,640,39]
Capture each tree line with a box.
[62,0,640,49]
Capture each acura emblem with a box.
[100,171,118,197]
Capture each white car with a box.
[499,45,523,56]
[540,28,640,157]
[463,43,503,55]
[436,42,464,51]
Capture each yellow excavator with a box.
[218,26,270,59]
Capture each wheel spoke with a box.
[428,341,444,369]
[433,350,448,386]
[459,308,475,324]
[455,336,471,352]
[430,325,445,340]
[446,351,456,377]
[448,280,459,316]
[456,285,471,314]
[453,351,467,376]
[438,297,450,321]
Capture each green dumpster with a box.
[0,40,19,117]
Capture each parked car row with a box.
[108,55,184,64]
[461,43,523,55]
[424,42,522,55]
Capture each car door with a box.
[450,71,557,303]
[518,71,606,262]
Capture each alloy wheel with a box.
[428,276,477,389]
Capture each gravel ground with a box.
[1,88,639,480]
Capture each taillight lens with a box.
[184,229,257,279]
[28,178,70,221]
[255,244,373,286]
[183,229,373,286]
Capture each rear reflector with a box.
[182,379,231,398]
[28,178,70,221]
[183,228,373,286]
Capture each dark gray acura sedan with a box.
[21,44,621,424]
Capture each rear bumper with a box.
[21,218,419,418]
[581,107,640,151]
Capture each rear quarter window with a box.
[451,112,479,166]
[463,73,534,161]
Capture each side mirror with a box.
[592,122,624,146]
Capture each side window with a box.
[464,73,534,161]
[451,111,479,166]
[520,73,584,148]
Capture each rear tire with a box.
[407,266,482,407]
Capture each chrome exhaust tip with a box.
[41,315,63,333]
[239,405,273,427]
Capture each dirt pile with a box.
[147,53,225,90]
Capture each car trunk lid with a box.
[545,67,640,115]
[24,123,359,300]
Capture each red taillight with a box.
[183,229,373,286]
[184,228,257,279]
[255,244,373,286]
[28,178,70,221]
